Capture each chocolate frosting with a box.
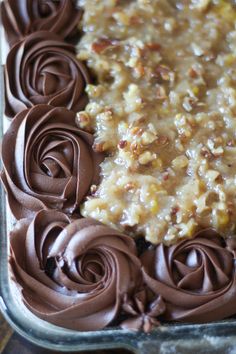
[1,0,82,47]
[1,104,103,219]
[10,212,141,331]
[4,31,90,118]
[142,229,236,323]
[120,289,166,333]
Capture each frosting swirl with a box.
[1,0,82,47]
[121,289,166,333]
[4,31,90,118]
[10,211,141,331]
[142,229,236,323]
[1,104,103,219]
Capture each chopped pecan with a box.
[90,185,98,195]
[135,62,145,77]
[130,142,142,155]
[200,147,213,159]
[93,142,106,152]
[156,136,169,146]
[156,65,174,82]
[131,127,143,136]
[171,206,179,216]
[124,182,136,191]
[156,85,167,100]
[188,67,199,79]
[118,140,128,149]
[130,16,143,25]
[162,172,169,181]
[146,43,162,51]
[92,38,119,54]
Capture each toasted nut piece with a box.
[76,111,91,130]
[146,43,162,51]
[141,131,157,145]
[172,155,189,169]
[138,151,157,165]
[92,38,119,54]
[118,140,128,149]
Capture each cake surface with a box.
[78,0,236,244]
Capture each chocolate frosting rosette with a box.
[1,0,82,47]
[9,211,141,331]
[142,229,236,323]
[4,31,90,118]
[1,104,103,219]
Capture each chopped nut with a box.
[213,136,223,145]
[146,43,162,51]
[135,62,145,77]
[104,106,113,114]
[156,85,167,100]
[207,139,224,157]
[124,182,136,191]
[178,219,197,238]
[156,136,169,146]
[76,111,91,130]
[138,151,157,165]
[141,131,157,145]
[182,96,198,112]
[205,170,220,182]
[188,67,199,79]
[118,140,128,149]
[124,84,143,113]
[93,142,109,152]
[172,155,189,169]
[175,114,193,138]
[130,15,143,25]
[90,185,98,195]
[97,110,113,122]
[131,127,143,136]
[200,146,213,159]
[86,84,104,98]
[130,142,142,156]
[171,207,179,216]
[156,65,174,82]
[91,38,119,54]
[162,172,169,181]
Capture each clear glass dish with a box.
[1,5,236,354]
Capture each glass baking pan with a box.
[1,4,236,354]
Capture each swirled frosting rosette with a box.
[142,229,236,323]
[1,104,103,219]
[1,0,82,47]
[9,211,141,331]
[4,31,90,118]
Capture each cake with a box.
[1,0,236,333]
